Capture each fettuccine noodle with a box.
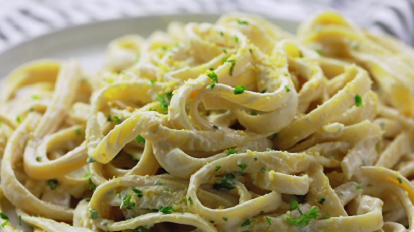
[1,11,414,232]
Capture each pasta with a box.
[1,11,414,232]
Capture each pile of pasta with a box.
[1,11,414,232]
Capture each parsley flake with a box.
[87,156,95,163]
[316,49,323,56]
[133,188,143,198]
[286,206,320,227]
[112,116,122,124]
[136,135,145,144]
[398,177,403,184]
[234,36,239,42]
[251,111,257,116]
[237,19,249,25]
[157,94,168,111]
[234,85,246,95]
[215,166,221,171]
[0,213,8,227]
[206,70,218,89]
[237,162,248,172]
[48,179,59,190]
[150,80,156,84]
[213,125,219,129]
[75,128,82,136]
[269,133,278,139]
[213,173,236,190]
[355,94,363,107]
[160,206,173,214]
[226,59,236,76]
[285,85,291,92]
[266,216,272,225]
[227,148,237,155]
[317,198,325,205]
[241,219,251,227]
[260,167,265,173]
[356,185,362,190]
[19,214,22,226]
[188,197,193,205]
[90,208,100,219]
[223,217,228,221]
[36,156,42,162]
[323,215,331,219]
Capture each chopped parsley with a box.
[215,166,221,171]
[89,208,100,219]
[241,219,251,227]
[16,116,21,123]
[226,59,236,76]
[223,217,228,221]
[120,195,132,209]
[317,198,325,205]
[223,49,227,54]
[87,156,95,163]
[355,94,362,107]
[166,92,173,100]
[356,185,362,190]
[32,95,39,100]
[155,181,162,185]
[294,195,308,203]
[266,216,272,225]
[227,148,237,155]
[251,110,257,116]
[188,197,193,205]
[157,94,168,111]
[19,215,22,226]
[210,220,215,224]
[213,125,219,129]
[299,50,304,58]
[269,133,278,139]
[286,206,320,227]
[75,128,82,136]
[260,211,265,214]
[206,70,218,89]
[220,31,224,36]
[266,148,275,151]
[36,156,42,162]
[48,179,59,190]
[222,57,228,63]
[285,85,290,92]
[351,43,359,50]
[237,162,248,172]
[133,188,143,198]
[150,80,156,84]
[249,48,253,54]
[260,89,267,93]
[213,173,236,190]
[83,172,90,178]
[136,135,145,143]
[254,157,258,161]
[237,19,249,25]
[289,199,299,211]
[102,221,108,226]
[160,206,173,214]
[107,115,112,122]
[323,215,331,219]
[234,36,239,42]
[162,45,167,51]
[316,49,323,56]
[0,213,8,227]
[234,85,246,95]
[112,116,122,124]
[398,177,403,184]
[260,167,265,173]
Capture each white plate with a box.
[0,13,298,230]
[0,14,299,79]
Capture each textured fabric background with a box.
[0,0,413,53]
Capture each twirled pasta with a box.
[1,11,414,232]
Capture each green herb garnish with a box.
[286,206,320,227]
[227,148,237,155]
[136,135,145,144]
[355,94,362,107]
[160,206,173,214]
[213,173,236,190]
[90,208,100,219]
[234,85,246,95]
[206,70,218,89]
[48,179,59,190]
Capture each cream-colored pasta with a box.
[1,11,414,232]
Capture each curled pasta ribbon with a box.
[274,65,372,150]
[357,166,414,231]
[187,150,317,230]
[0,59,60,105]
[1,113,73,221]
[88,175,217,232]
[298,11,414,117]
[104,35,144,72]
